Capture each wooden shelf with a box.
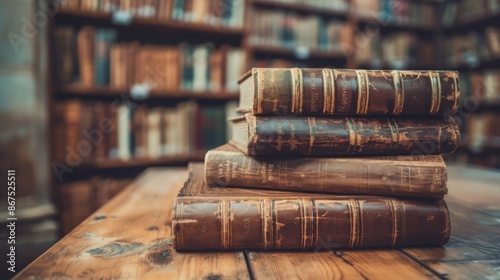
[443,12,500,33]
[55,10,244,38]
[56,85,239,101]
[79,154,205,170]
[252,0,348,18]
[457,144,500,155]
[357,17,434,34]
[356,62,439,71]
[250,45,346,63]
[449,57,500,72]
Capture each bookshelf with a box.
[56,85,240,101]
[49,0,249,234]
[49,0,451,234]
[55,10,246,38]
[438,0,500,168]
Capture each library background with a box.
[0,0,499,273]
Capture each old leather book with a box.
[238,68,459,116]
[230,113,460,156]
[173,163,451,251]
[205,144,448,198]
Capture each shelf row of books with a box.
[60,177,131,234]
[351,0,436,27]
[249,9,351,53]
[460,70,500,104]
[56,26,246,92]
[442,0,500,27]
[52,100,238,165]
[259,0,349,13]
[355,32,434,69]
[443,27,500,69]
[463,112,500,154]
[60,0,245,28]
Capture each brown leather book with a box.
[205,144,448,198]
[238,68,460,116]
[229,113,460,156]
[173,163,451,251]
[77,26,95,87]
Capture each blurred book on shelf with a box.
[255,0,349,13]
[249,9,350,53]
[444,27,500,68]
[55,26,246,93]
[61,0,245,28]
[52,100,232,164]
[442,0,500,27]
[465,112,500,154]
[355,32,434,69]
[352,0,436,27]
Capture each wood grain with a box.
[402,165,500,280]
[16,168,250,280]
[17,165,500,279]
[248,250,439,280]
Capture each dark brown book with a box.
[238,68,460,116]
[173,163,451,251]
[205,144,448,198]
[77,26,95,87]
[230,113,460,156]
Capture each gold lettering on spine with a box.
[256,69,264,113]
[388,199,399,246]
[356,70,369,115]
[452,72,460,114]
[363,71,370,114]
[322,69,330,114]
[293,68,303,114]
[348,199,360,247]
[330,69,336,114]
[308,117,317,156]
[388,118,399,154]
[346,117,357,154]
[429,72,440,115]
[302,199,314,249]
[393,71,404,114]
[262,199,272,249]
[221,200,229,249]
[355,70,363,114]
[300,200,306,249]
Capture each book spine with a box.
[245,115,460,156]
[173,197,450,251]
[252,68,460,116]
[205,151,447,198]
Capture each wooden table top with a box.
[17,165,500,279]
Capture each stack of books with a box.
[172,68,461,251]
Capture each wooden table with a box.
[17,165,500,279]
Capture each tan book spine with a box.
[173,164,451,251]
[204,145,448,198]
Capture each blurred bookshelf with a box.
[439,0,500,169]
[48,0,500,234]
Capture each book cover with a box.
[205,144,448,198]
[172,163,451,251]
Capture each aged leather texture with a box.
[205,144,448,198]
[172,163,451,251]
[235,114,460,156]
[241,68,459,116]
